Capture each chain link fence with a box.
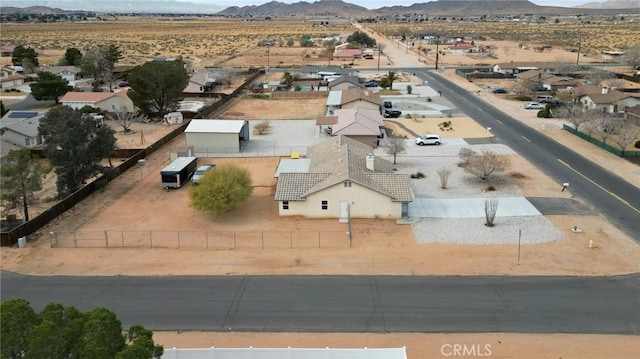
[49,230,350,249]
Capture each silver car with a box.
[191,164,215,184]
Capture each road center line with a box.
[557,159,640,214]
[522,136,531,142]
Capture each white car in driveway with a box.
[415,134,442,145]
[524,102,545,110]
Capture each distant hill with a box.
[218,0,640,16]
[217,0,371,17]
[0,6,84,14]
[577,0,640,9]
[0,0,224,14]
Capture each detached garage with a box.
[185,119,249,156]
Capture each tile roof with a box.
[494,62,557,70]
[275,135,411,202]
[327,75,362,89]
[60,91,118,103]
[626,104,640,116]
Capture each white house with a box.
[60,90,135,112]
[0,111,45,147]
[274,135,411,219]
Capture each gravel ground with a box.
[374,140,564,244]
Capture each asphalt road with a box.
[1,271,638,334]
[5,94,55,111]
[414,69,640,240]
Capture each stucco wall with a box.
[278,181,402,218]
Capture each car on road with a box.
[383,109,402,118]
[373,73,382,79]
[524,102,545,110]
[492,88,507,94]
[364,80,378,88]
[383,101,393,108]
[415,134,442,145]
[191,164,216,184]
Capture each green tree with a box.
[62,47,83,66]
[1,100,7,117]
[381,71,400,90]
[281,71,294,87]
[116,325,163,359]
[190,163,253,214]
[299,35,314,47]
[26,303,84,359]
[1,299,41,359]
[29,71,71,104]
[127,61,189,117]
[81,44,123,91]
[286,37,294,47]
[0,149,51,221]
[346,31,376,48]
[39,107,117,197]
[78,307,126,359]
[11,44,39,72]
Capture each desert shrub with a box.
[253,120,271,135]
[514,95,532,101]
[458,148,476,163]
[537,108,551,118]
[439,120,453,131]
[485,185,496,191]
[509,171,527,179]
[425,97,432,102]
[465,149,510,180]
[405,113,412,119]
[410,172,425,179]
[635,140,640,149]
[406,84,412,94]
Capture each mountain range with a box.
[1,0,638,15]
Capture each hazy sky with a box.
[197,0,605,9]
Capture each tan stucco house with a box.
[318,107,385,148]
[325,87,382,115]
[274,136,411,219]
[573,86,640,114]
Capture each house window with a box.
[282,201,289,210]
[25,138,31,146]
[321,200,328,210]
[344,181,351,187]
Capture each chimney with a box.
[602,87,608,95]
[365,153,375,171]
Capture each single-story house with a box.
[573,86,640,114]
[447,43,477,55]
[299,66,360,80]
[624,104,640,123]
[60,89,135,112]
[325,87,382,115]
[320,107,385,148]
[0,45,15,57]
[333,48,362,59]
[0,110,46,147]
[0,66,26,89]
[274,135,411,219]
[40,66,82,82]
[327,75,362,91]
[492,62,557,75]
[515,69,556,83]
[185,119,249,155]
[183,71,224,94]
[267,80,282,92]
[601,51,625,62]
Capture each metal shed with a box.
[185,119,249,156]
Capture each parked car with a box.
[191,164,216,184]
[373,73,382,79]
[491,88,507,94]
[364,80,378,88]
[532,85,548,92]
[524,102,545,110]
[415,134,442,146]
[363,54,374,59]
[383,101,393,108]
[383,109,402,118]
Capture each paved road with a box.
[412,69,640,241]
[5,93,55,111]
[2,271,638,334]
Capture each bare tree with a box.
[384,137,406,164]
[458,148,476,164]
[594,117,613,144]
[560,108,601,132]
[484,198,499,227]
[623,44,640,69]
[437,167,452,189]
[109,107,146,133]
[611,119,640,156]
[465,149,510,180]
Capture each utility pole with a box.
[435,35,440,70]
[576,32,582,66]
[266,44,271,74]
[377,44,381,72]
